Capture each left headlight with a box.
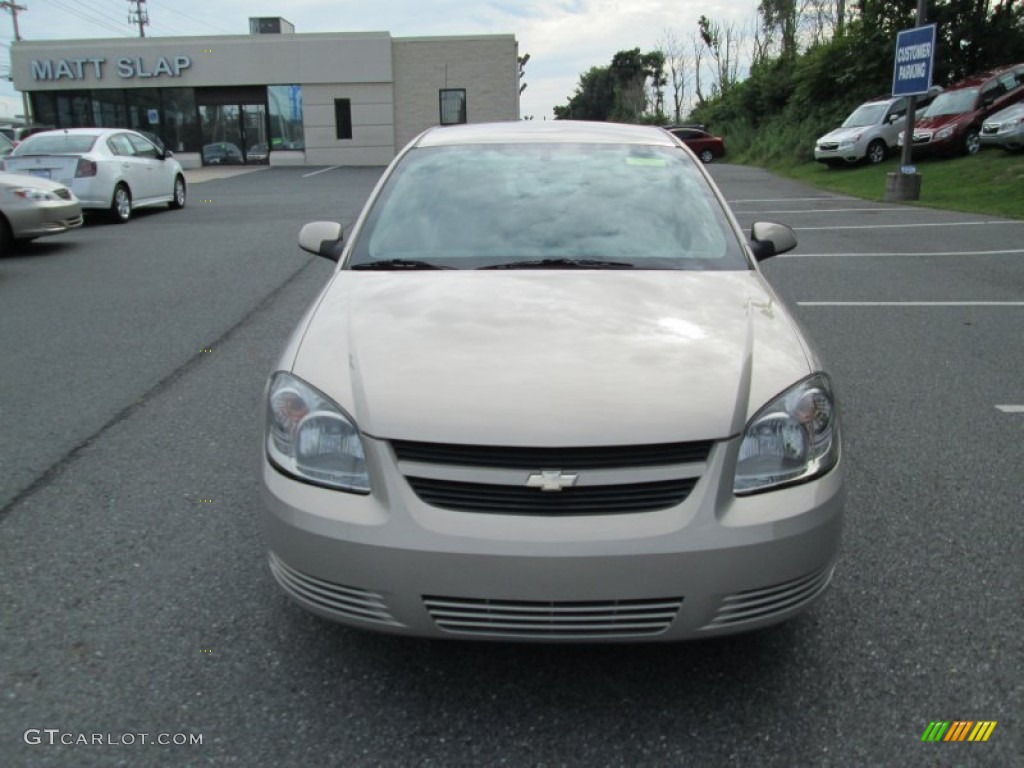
[10,187,60,202]
[265,372,370,493]
[734,373,839,495]
[935,126,955,140]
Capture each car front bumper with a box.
[6,200,84,239]
[814,144,865,164]
[980,124,1024,150]
[263,436,844,642]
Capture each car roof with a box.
[942,64,1022,91]
[415,121,679,148]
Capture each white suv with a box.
[815,96,911,166]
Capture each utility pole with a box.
[1,0,32,123]
[127,0,148,38]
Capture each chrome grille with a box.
[981,124,999,134]
[818,142,839,151]
[424,595,683,638]
[701,565,834,629]
[268,552,402,626]
[406,476,696,515]
[392,440,712,469]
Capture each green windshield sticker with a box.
[627,157,667,167]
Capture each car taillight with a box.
[75,159,98,177]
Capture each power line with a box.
[38,0,131,36]
[148,0,234,35]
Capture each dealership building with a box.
[10,19,520,168]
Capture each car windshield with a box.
[842,104,887,128]
[12,134,99,155]
[349,143,745,270]
[923,89,979,117]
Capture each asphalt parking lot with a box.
[0,164,1020,767]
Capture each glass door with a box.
[198,102,269,165]
[241,104,268,164]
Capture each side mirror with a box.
[749,221,797,261]
[299,221,345,262]
[163,149,174,159]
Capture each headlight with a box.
[265,372,370,493]
[10,187,59,201]
[897,131,905,145]
[935,126,954,140]
[734,373,839,494]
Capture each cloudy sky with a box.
[0,0,760,120]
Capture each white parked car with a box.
[980,102,1024,151]
[2,128,186,222]
[815,89,941,166]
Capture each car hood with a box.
[0,170,73,193]
[913,112,969,131]
[289,271,814,445]
[986,103,1024,124]
[819,126,871,143]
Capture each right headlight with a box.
[734,373,839,495]
[265,372,370,493]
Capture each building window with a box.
[334,99,352,140]
[269,85,304,150]
[439,89,467,125]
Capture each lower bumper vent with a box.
[268,552,402,626]
[423,595,683,638]
[701,565,834,630]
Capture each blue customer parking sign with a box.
[892,24,936,96]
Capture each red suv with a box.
[900,63,1024,156]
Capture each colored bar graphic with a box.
[944,721,973,741]
[921,720,997,742]
[968,722,997,742]
[921,722,950,741]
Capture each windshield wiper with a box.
[350,259,454,271]
[480,258,635,270]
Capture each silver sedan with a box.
[0,171,82,254]
[263,121,844,642]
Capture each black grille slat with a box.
[392,440,712,469]
[424,595,683,637]
[407,477,696,515]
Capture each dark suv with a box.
[900,63,1024,156]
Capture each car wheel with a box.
[866,139,887,165]
[169,175,186,209]
[699,149,714,163]
[964,129,981,155]
[110,184,132,223]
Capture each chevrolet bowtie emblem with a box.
[526,470,578,492]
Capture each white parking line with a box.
[798,301,1024,307]
[779,248,1024,259]
[794,221,1024,231]
[302,166,341,178]
[995,405,1024,413]
[729,197,856,203]
[734,207,900,215]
